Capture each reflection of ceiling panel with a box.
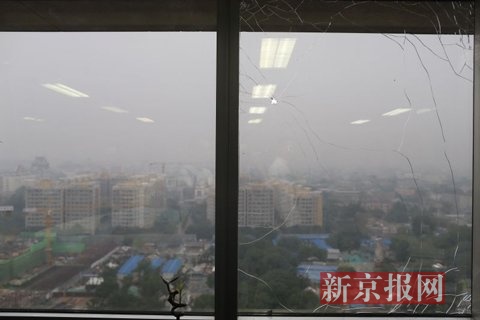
[0,0,473,34]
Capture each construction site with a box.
[0,231,116,308]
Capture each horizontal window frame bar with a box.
[239,317,473,320]
[0,0,473,34]
[0,310,213,317]
[0,313,212,320]
[238,312,472,317]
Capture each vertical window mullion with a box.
[472,1,480,318]
[215,0,239,320]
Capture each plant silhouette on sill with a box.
[161,275,187,320]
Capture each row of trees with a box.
[237,229,326,310]
[89,260,171,311]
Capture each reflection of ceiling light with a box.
[260,38,296,68]
[416,108,432,114]
[43,83,89,98]
[248,118,262,124]
[382,108,412,117]
[249,107,266,114]
[271,97,278,105]
[136,117,155,123]
[23,116,44,122]
[350,119,370,125]
[101,106,129,114]
[252,84,276,98]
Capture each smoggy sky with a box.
[0,32,473,178]
[240,33,473,179]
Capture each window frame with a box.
[0,0,478,319]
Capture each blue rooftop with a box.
[151,257,165,270]
[161,259,183,275]
[295,234,329,240]
[309,238,332,250]
[297,264,337,283]
[118,255,144,276]
[275,234,332,250]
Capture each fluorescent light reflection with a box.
[101,106,129,114]
[249,107,267,114]
[416,108,433,114]
[260,38,296,68]
[136,117,155,123]
[43,83,89,98]
[350,119,370,125]
[252,84,276,98]
[248,119,263,124]
[23,117,44,122]
[382,108,412,117]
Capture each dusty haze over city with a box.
[0,32,473,178]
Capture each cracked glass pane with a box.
[238,0,473,315]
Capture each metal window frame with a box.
[471,1,479,320]
[0,0,478,319]
[215,0,239,320]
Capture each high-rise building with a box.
[271,180,324,227]
[238,184,275,227]
[25,181,101,234]
[64,182,100,234]
[148,178,166,210]
[0,175,35,196]
[112,182,154,229]
[25,182,63,229]
[288,190,323,227]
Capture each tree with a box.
[206,273,214,289]
[326,203,365,252]
[390,237,411,261]
[91,268,119,308]
[193,294,214,310]
[411,212,438,236]
[386,202,409,223]
[185,220,213,240]
[238,229,322,310]
[337,264,356,272]
[328,230,363,252]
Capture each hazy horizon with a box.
[0,32,473,179]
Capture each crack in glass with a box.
[238,0,473,315]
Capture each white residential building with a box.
[112,182,154,229]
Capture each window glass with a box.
[0,32,215,313]
[238,1,473,315]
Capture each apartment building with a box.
[289,190,323,227]
[25,183,64,229]
[111,182,154,229]
[238,184,275,228]
[270,180,324,227]
[64,183,100,234]
[25,181,100,234]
